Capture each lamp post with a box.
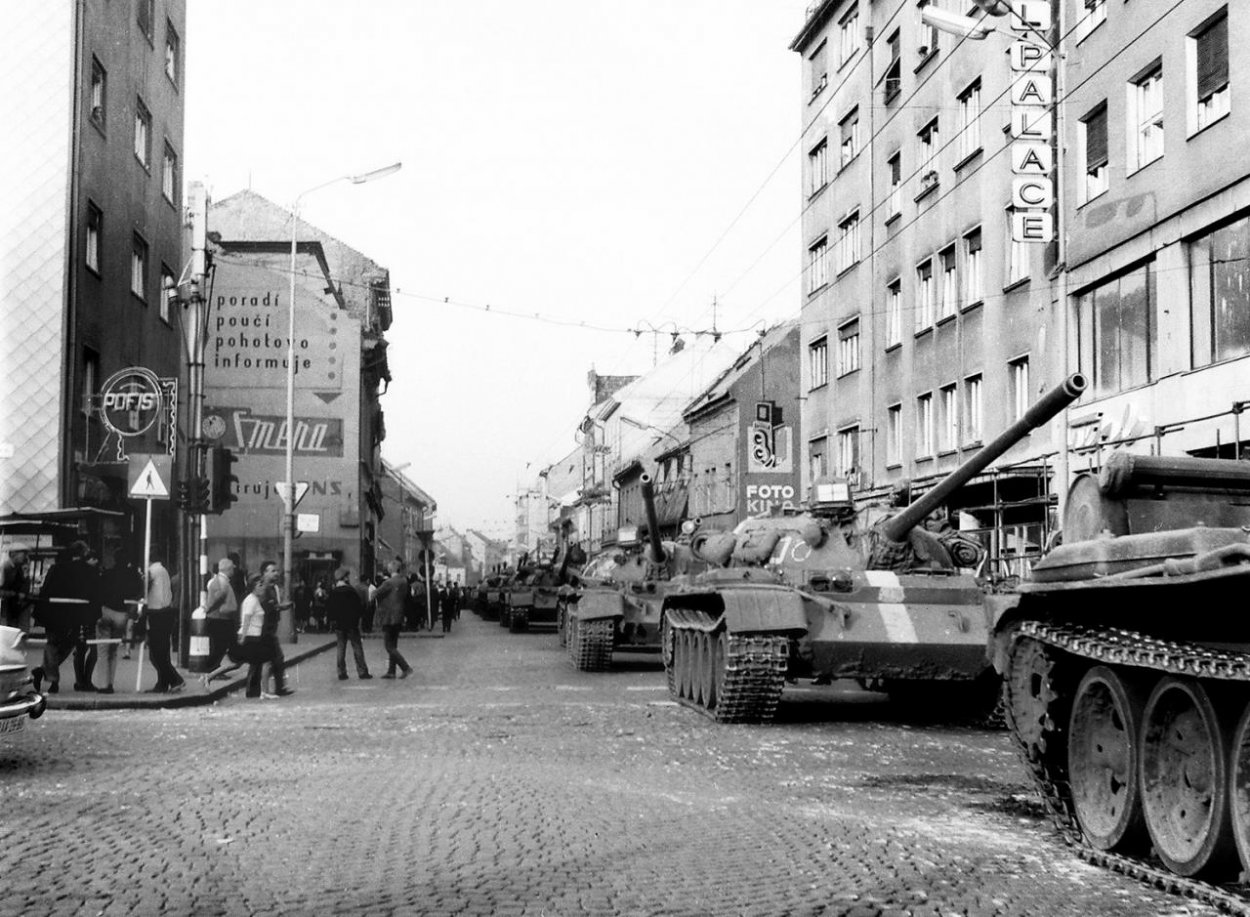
[283,161,401,642]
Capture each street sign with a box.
[128,454,172,499]
[276,481,310,510]
[296,513,320,533]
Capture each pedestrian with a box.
[239,569,292,699]
[292,579,310,634]
[143,554,185,694]
[364,575,379,633]
[371,559,413,679]
[0,542,32,629]
[204,556,239,671]
[253,559,292,698]
[96,548,141,694]
[72,549,103,692]
[311,579,328,632]
[440,581,456,633]
[327,566,371,680]
[227,551,247,606]
[33,541,92,694]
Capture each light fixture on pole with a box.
[283,161,402,642]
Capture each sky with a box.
[185,0,810,539]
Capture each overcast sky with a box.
[185,0,808,537]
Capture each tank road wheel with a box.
[698,632,717,711]
[711,631,728,708]
[1067,666,1148,852]
[1226,700,1250,877]
[681,631,696,701]
[1139,677,1238,879]
[1004,637,1067,769]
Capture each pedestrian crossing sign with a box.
[128,454,172,499]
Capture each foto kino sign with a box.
[99,367,164,437]
[1009,1,1055,244]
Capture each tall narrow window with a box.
[1190,216,1250,367]
[964,375,983,444]
[938,384,958,453]
[82,349,99,418]
[886,404,902,466]
[916,393,935,458]
[1009,357,1031,421]
[131,233,148,301]
[837,426,860,477]
[915,259,934,329]
[809,138,828,196]
[939,246,957,319]
[1007,206,1028,284]
[160,264,175,324]
[137,0,154,43]
[1077,263,1157,397]
[162,142,178,204]
[809,336,829,389]
[887,279,902,346]
[957,79,982,162]
[1080,103,1109,202]
[165,20,181,86]
[134,96,151,168]
[918,119,940,186]
[809,236,829,293]
[1131,63,1164,171]
[884,30,902,102]
[918,1,939,57]
[809,437,828,482]
[1195,12,1230,130]
[887,152,903,220]
[838,319,860,376]
[90,57,106,127]
[809,41,828,99]
[963,228,983,308]
[839,5,860,66]
[837,211,860,273]
[86,203,102,274]
[840,108,860,168]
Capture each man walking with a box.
[327,567,371,680]
[204,557,239,671]
[247,561,293,699]
[371,560,413,679]
[144,554,185,694]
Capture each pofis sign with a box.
[1009,1,1055,244]
[98,367,163,436]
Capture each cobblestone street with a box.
[0,614,1217,917]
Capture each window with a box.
[1130,63,1164,171]
[809,41,828,99]
[964,375,983,444]
[165,20,181,85]
[131,233,148,301]
[839,5,860,66]
[1006,205,1028,285]
[90,57,106,127]
[808,236,829,294]
[1194,12,1229,131]
[1077,0,1107,42]
[916,393,935,457]
[836,427,859,477]
[884,30,902,102]
[1077,262,1157,397]
[939,246,957,319]
[887,152,903,220]
[938,384,958,453]
[809,139,829,197]
[134,96,151,168]
[809,336,829,389]
[887,279,902,346]
[1190,215,1250,367]
[840,108,860,168]
[160,264,175,324]
[956,79,982,163]
[1080,103,1109,203]
[838,319,860,376]
[82,349,99,418]
[86,203,102,274]
[886,404,902,465]
[162,142,179,204]
[137,0,154,43]
[1009,357,1031,422]
[836,211,860,273]
[809,437,828,482]
[963,228,983,308]
[915,259,934,329]
[918,119,940,186]
[918,1,939,57]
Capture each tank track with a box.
[665,609,788,724]
[568,616,614,671]
[1004,623,1250,915]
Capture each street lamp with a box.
[283,161,401,641]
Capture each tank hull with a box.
[566,584,671,671]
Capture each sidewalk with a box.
[22,637,337,711]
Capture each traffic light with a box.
[176,480,191,511]
[205,445,239,514]
[195,478,211,513]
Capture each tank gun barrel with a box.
[640,473,667,564]
[882,372,1088,543]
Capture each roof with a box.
[682,320,800,422]
[381,459,437,512]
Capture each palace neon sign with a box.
[1009,1,1055,244]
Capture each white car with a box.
[0,626,46,737]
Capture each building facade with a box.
[2,0,187,563]
[376,459,436,576]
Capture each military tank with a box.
[993,449,1250,900]
[662,373,1088,724]
[565,475,701,671]
[506,548,581,633]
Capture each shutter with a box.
[1086,106,1108,170]
[1197,16,1229,102]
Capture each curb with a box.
[42,640,337,711]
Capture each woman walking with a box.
[371,560,413,679]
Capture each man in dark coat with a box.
[34,541,96,693]
[326,567,371,680]
[371,560,413,678]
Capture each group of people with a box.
[201,555,293,699]
[0,539,182,694]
